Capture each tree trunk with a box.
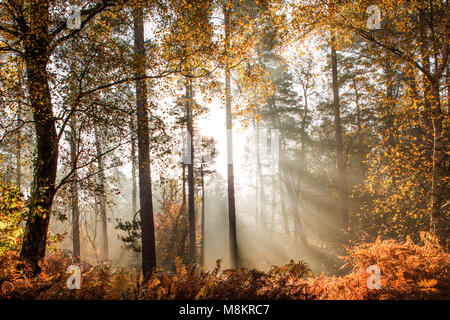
[383,58,396,140]
[186,79,196,263]
[418,12,433,132]
[224,3,238,268]
[271,172,276,235]
[447,64,450,114]
[92,185,100,263]
[133,3,157,276]
[352,77,364,176]
[300,87,309,172]
[418,11,448,245]
[429,80,448,245]
[279,179,290,240]
[70,115,80,262]
[15,96,22,190]
[15,60,24,190]
[283,171,307,247]
[131,116,137,218]
[20,1,58,272]
[253,118,260,237]
[330,36,350,236]
[94,125,108,261]
[182,164,186,214]
[200,157,205,266]
[256,122,266,236]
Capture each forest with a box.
[0,0,448,301]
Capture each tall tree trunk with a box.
[15,93,22,190]
[133,3,157,276]
[186,79,196,263]
[252,118,260,237]
[330,36,349,236]
[271,171,276,234]
[15,59,24,190]
[182,164,186,214]
[92,184,100,263]
[299,88,309,242]
[300,88,309,172]
[256,122,265,236]
[200,156,205,266]
[352,78,362,168]
[384,58,396,140]
[131,116,137,218]
[94,125,108,261]
[224,3,238,268]
[429,80,447,244]
[279,178,290,240]
[283,171,307,247]
[70,115,80,263]
[179,163,188,258]
[447,64,450,114]
[418,11,433,132]
[418,10,448,245]
[20,1,58,272]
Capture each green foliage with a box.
[0,180,25,255]
[116,216,142,253]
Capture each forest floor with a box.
[0,232,448,300]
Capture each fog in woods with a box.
[0,0,448,301]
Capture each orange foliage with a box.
[0,233,448,300]
[309,232,449,300]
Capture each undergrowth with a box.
[0,232,448,300]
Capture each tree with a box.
[94,124,109,261]
[330,35,350,237]
[19,0,60,272]
[132,2,157,276]
[223,0,238,268]
[290,0,449,247]
[0,0,122,272]
[197,136,216,266]
[185,78,196,263]
[130,113,137,219]
[70,114,81,262]
[251,22,309,247]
